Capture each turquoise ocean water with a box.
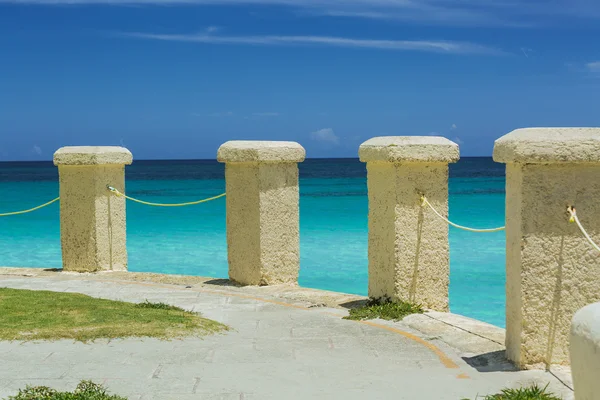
[0,158,506,327]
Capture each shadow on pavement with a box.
[463,350,518,373]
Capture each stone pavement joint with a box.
[0,271,575,400]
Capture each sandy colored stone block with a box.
[571,302,600,400]
[359,136,459,311]
[494,127,600,164]
[54,146,133,166]
[218,141,305,286]
[494,128,600,368]
[359,136,459,163]
[217,141,305,163]
[53,147,132,272]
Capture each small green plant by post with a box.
[462,384,563,400]
[344,297,424,321]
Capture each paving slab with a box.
[0,272,574,400]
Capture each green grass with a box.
[0,288,227,342]
[135,300,185,311]
[6,380,126,400]
[464,384,562,400]
[343,297,424,321]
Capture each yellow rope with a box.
[421,195,505,233]
[107,186,225,207]
[0,197,60,217]
[568,206,600,253]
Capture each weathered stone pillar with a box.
[359,137,459,311]
[53,146,132,272]
[217,141,305,286]
[571,302,600,400]
[494,128,600,368]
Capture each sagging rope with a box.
[0,197,60,217]
[568,206,600,253]
[420,195,505,233]
[107,186,225,207]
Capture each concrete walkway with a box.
[0,274,573,400]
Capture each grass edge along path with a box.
[6,380,126,400]
[0,288,227,342]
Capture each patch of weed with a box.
[343,297,424,321]
[6,380,127,400]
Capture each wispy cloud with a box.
[305,6,533,28]
[587,61,600,73]
[4,0,600,27]
[121,32,505,55]
[32,145,42,155]
[566,61,600,76]
[311,128,339,145]
[252,112,279,117]
[192,111,234,117]
[520,47,533,58]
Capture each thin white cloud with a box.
[520,47,533,58]
[453,136,463,145]
[565,61,600,75]
[252,112,279,117]
[451,123,457,130]
[192,111,234,117]
[305,6,533,28]
[311,128,339,145]
[4,0,600,27]
[122,32,504,55]
[32,145,42,155]
[586,61,600,73]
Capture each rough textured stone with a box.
[359,136,459,163]
[54,146,131,272]
[217,141,305,163]
[54,146,133,166]
[360,136,459,311]
[493,128,600,164]
[570,302,600,400]
[495,129,600,368]
[218,141,304,286]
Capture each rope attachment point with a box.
[567,205,600,253]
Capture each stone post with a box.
[571,302,600,400]
[493,128,600,368]
[358,137,460,311]
[53,146,132,272]
[217,141,305,286]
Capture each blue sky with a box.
[1,1,600,160]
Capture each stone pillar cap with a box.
[217,141,305,163]
[572,302,600,339]
[53,146,133,166]
[359,136,459,163]
[494,128,600,164]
